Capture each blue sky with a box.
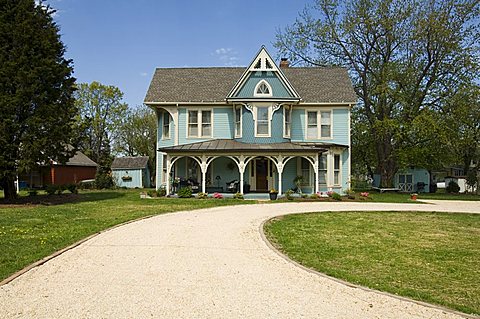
[44,0,312,107]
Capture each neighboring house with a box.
[19,150,98,188]
[111,156,150,188]
[373,167,430,193]
[144,46,357,195]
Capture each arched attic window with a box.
[254,80,272,97]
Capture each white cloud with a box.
[213,48,240,66]
[140,72,148,77]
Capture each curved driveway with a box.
[0,200,479,318]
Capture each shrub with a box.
[285,189,294,200]
[177,186,192,198]
[95,171,114,189]
[66,184,78,194]
[331,192,342,201]
[28,189,38,196]
[197,192,208,199]
[446,181,460,193]
[147,190,157,197]
[310,193,320,199]
[56,185,66,195]
[233,192,244,200]
[157,187,166,197]
[301,194,308,198]
[45,184,57,195]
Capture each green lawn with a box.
[0,189,254,282]
[264,211,480,315]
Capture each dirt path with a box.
[0,200,478,318]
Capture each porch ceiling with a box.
[158,139,347,153]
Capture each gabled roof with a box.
[226,46,300,100]
[51,149,98,167]
[144,67,356,104]
[111,156,149,169]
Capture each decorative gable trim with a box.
[226,46,301,101]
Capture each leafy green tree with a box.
[75,82,128,162]
[0,0,77,200]
[276,0,479,187]
[75,82,128,189]
[114,106,157,184]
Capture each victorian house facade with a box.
[144,47,356,195]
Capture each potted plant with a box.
[410,193,418,200]
[269,189,278,200]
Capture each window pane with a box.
[235,108,241,122]
[406,175,413,183]
[163,113,169,125]
[188,124,198,137]
[257,122,268,135]
[235,122,240,135]
[319,155,327,170]
[163,124,169,138]
[202,124,211,136]
[307,126,317,139]
[202,111,211,124]
[257,107,268,121]
[319,171,326,184]
[334,155,340,170]
[321,111,330,124]
[188,111,198,123]
[321,125,331,137]
[334,172,339,185]
[399,175,405,183]
[307,112,317,125]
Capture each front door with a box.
[255,158,268,191]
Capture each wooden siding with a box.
[235,71,292,98]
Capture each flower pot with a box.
[269,192,278,200]
[410,194,417,200]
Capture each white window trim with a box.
[254,80,273,97]
[254,105,271,137]
[333,153,342,186]
[304,109,333,140]
[186,108,213,138]
[234,105,242,138]
[283,105,291,138]
[162,111,170,140]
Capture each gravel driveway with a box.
[0,200,478,318]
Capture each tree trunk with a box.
[375,135,397,188]
[1,175,17,201]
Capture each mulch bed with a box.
[0,194,82,207]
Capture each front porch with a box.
[157,139,349,196]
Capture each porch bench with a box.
[372,187,400,193]
[206,186,223,193]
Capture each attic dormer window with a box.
[254,80,272,97]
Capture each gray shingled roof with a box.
[158,139,345,153]
[144,67,357,104]
[66,151,98,167]
[111,156,149,169]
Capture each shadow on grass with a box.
[0,191,126,207]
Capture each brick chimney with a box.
[279,58,290,68]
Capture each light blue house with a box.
[373,167,431,193]
[145,47,357,195]
[111,156,150,188]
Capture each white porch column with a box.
[277,163,284,196]
[200,156,208,194]
[165,155,172,196]
[314,154,319,194]
[238,156,245,194]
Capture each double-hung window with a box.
[318,154,327,185]
[188,109,212,138]
[306,110,332,139]
[256,106,269,136]
[307,111,317,139]
[234,106,241,137]
[334,154,341,185]
[284,106,291,137]
[301,158,311,185]
[162,112,170,139]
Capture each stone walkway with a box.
[0,200,478,318]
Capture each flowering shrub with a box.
[233,192,244,199]
[197,192,208,199]
[326,191,334,197]
[213,192,223,199]
[360,192,369,197]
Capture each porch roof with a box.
[158,139,347,153]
